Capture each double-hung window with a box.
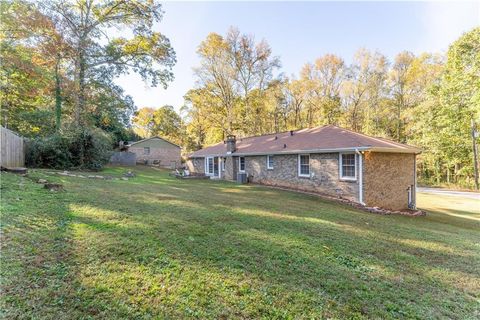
[144,147,150,155]
[239,157,246,172]
[267,155,274,169]
[340,153,356,180]
[298,154,310,177]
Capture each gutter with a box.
[355,148,366,205]
[413,156,417,209]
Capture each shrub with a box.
[26,128,113,170]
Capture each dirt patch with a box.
[44,183,63,192]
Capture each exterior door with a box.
[205,157,214,176]
[205,156,220,177]
[213,157,219,177]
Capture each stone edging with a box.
[252,183,426,217]
[46,170,133,181]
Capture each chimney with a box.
[119,140,127,151]
[290,130,294,136]
[226,135,236,154]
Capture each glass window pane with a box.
[342,154,355,165]
[208,158,213,173]
[300,155,309,165]
[300,164,309,175]
[268,155,273,168]
[341,154,356,178]
[300,155,310,175]
[343,166,354,177]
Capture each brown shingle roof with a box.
[189,125,421,157]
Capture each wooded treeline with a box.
[135,27,479,189]
[1,0,176,168]
[1,1,478,187]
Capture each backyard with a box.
[1,166,479,319]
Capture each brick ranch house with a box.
[186,125,421,210]
[127,136,181,168]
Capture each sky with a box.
[115,1,480,112]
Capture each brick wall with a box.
[244,153,359,202]
[187,156,237,179]
[129,146,181,168]
[186,157,205,174]
[224,156,236,180]
[363,152,415,210]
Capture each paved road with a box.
[417,187,480,200]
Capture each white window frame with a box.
[143,147,150,155]
[221,157,225,171]
[205,156,214,176]
[298,154,310,177]
[267,155,274,170]
[339,153,357,181]
[239,157,246,173]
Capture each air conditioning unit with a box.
[237,172,247,184]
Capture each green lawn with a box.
[1,166,479,319]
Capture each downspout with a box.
[413,155,417,209]
[355,149,365,205]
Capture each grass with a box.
[1,166,479,319]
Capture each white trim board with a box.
[266,155,274,169]
[339,152,357,181]
[298,154,311,177]
[238,156,246,173]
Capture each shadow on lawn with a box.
[1,173,89,318]
[7,169,477,318]
[82,176,480,272]
[66,177,479,318]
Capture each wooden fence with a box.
[1,126,25,168]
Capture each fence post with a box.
[0,126,25,168]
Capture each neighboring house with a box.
[127,136,181,168]
[186,125,421,210]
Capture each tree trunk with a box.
[78,54,86,124]
[273,110,278,133]
[472,118,479,190]
[55,57,62,132]
[74,49,86,126]
[308,105,313,127]
[396,97,403,142]
[454,163,459,184]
